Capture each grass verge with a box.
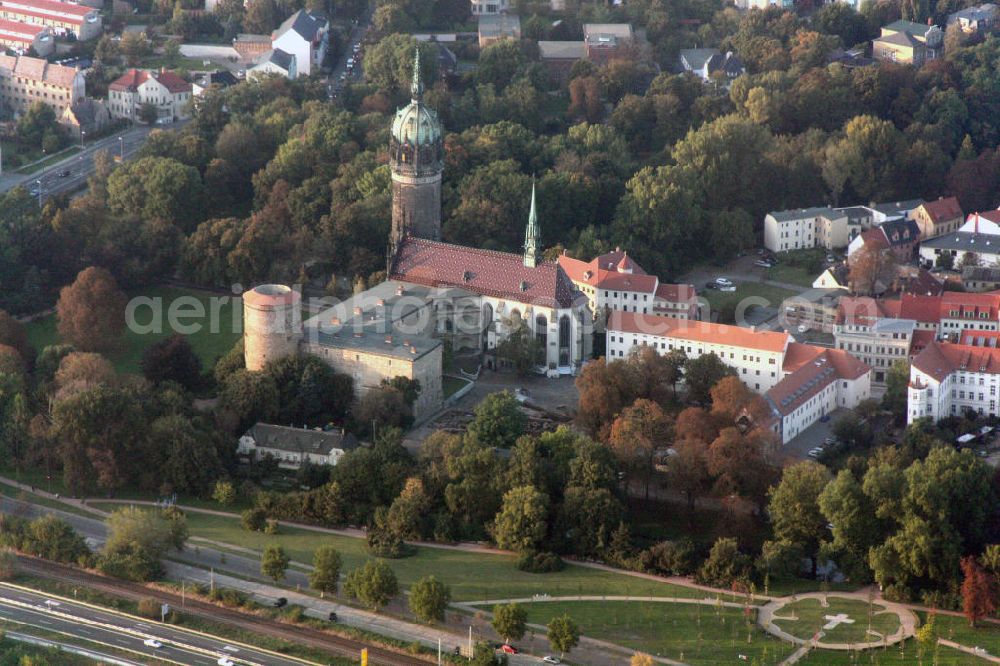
[14,146,82,175]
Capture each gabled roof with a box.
[243,423,358,455]
[895,267,942,296]
[875,31,923,47]
[109,68,191,94]
[884,19,932,35]
[918,196,963,224]
[962,265,1000,282]
[898,293,942,323]
[0,54,78,87]
[767,348,869,417]
[768,206,836,223]
[837,296,892,325]
[391,237,580,309]
[921,231,1000,253]
[879,219,921,247]
[912,341,1000,382]
[258,48,294,71]
[679,48,719,71]
[959,330,1000,347]
[273,9,326,42]
[558,250,662,294]
[609,311,790,354]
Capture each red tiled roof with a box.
[0,53,77,87]
[860,228,889,250]
[896,267,942,296]
[975,210,1000,224]
[781,342,825,374]
[940,291,1000,321]
[109,68,190,94]
[919,196,963,224]
[912,341,1000,382]
[767,348,869,417]
[391,237,579,309]
[959,330,1000,347]
[0,0,93,18]
[655,283,696,303]
[558,251,657,293]
[837,296,891,325]
[0,18,45,39]
[898,293,942,323]
[609,310,789,353]
[910,329,936,356]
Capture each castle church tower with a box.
[389,49,443,249]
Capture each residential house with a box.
[249,48,296,80]
[270,9,327,77]
[107,68,192,122]
[0,54,83,118]
[918,213,1000,269]
[872,19,943,66]
[582,23,633,65]
[734,0,793,9]
[0,0,101,40]
[538,41,585,83]
[477,13,519,47]
[764,207,831,252]
[470,0,510,16]
[58,98,109,139]
[911,196,963,239]
[237,423,358,469]
[557,248,698,323]
[948,3,998,34]
[963,266,1000,292]
[847,219,921,263]
[813,264,849,290]
[0,19,52,54]
[908,341,1000,423]
[191,69,238,96]
[679,48,745,84]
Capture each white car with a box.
[807,448,822,458]
[797,324,809,333]
[543,657,561,664]
[719,285,736,292]
[143,638,163,648]
[217,657,235,666]
[714,277,733,287]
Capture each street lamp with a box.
[80,128,86,148]
[35,179,41,206]
[119,135,124,160]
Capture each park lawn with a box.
[702,283,797,324]
[509,600,794,665]
[443,375,470,399]
[931,613,1000,655]
[772,597,901,645]
[132,509,717,603]
[766,263,816,288]
[24,285,242,374]
[797,642,981,665]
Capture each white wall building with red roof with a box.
[107,67,192,122]
[909,340,1000,423]
[0,18,52,54]
[0,53,83,117]
[0,0,101,40]
[557,248,698,321]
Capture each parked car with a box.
[719,285,737,292]
[57,169,70,178]
[715,277,733,286]
[217,658,235,666]
[500,644,518,654]
[807,448,822,458]
[826,254,836,263]
[704,281,718,290]
[273,597,287,608]
[819,414,830,423]
[797,324,809,333]
[328,611,338,622]
[754,260,773,268]
[543,657,561,664]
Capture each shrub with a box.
[241,507,267,532]
[516,551,564,573]
[280,605,305,622]
[0,549,15,580]
[137,597,160,619]
[264,518,279,535]
[638,539,696,576]
[97,543,163,582]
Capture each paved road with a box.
[0,125,152,200]
[0,582,310,666]
[327,3,373,99]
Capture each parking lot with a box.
[780,410,845,462]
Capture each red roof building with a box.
[107,68,192,122]
[912,196,963,239]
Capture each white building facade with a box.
[908,341,1000,423]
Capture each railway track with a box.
[16,557,432,666]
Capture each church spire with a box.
[523,178,540,268]
[410,47,423,101]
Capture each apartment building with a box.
[872,20,942,67]
[911,197,964,239]
[0,18,52,54]
[0,0,101,40]
[0,53,83,117]
[558,249,698,320]
[107,68,192,122]
[764,200,924,253]
[834,297,916,386]
[908,341,1000,423]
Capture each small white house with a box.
[238,423,358,469]
[249,48,296,80]
[270,9,327,77]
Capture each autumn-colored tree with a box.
[53,352,116,400]
[56,267,128,352]
[707,427,776,510]
[668,437,711,515]
[961,555,996,627]
[710,376,770,423]
[608,398,670,499]
[674,406,721,445]
[848,244,898,296]
[576,358,637,439]
[568,76,603,123]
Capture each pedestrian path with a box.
[757,593,917,650]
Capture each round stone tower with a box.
[390,48,443,248]
[243,284,302,372]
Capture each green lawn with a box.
[931,613,1000,655]
[772,597,901,645]
[15,146,82,175]
[510,600,794,665]
[24,285,242,374]
[125,509,718,603]
[702,282,798,324]
[443,375,470,399]
[766,263,817,288]
[796,643,981,665]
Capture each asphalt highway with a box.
[0,583,312,666]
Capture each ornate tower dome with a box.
[390,48,443,248]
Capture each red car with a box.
[500,644,518,654]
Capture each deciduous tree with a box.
[56,267,127,353]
